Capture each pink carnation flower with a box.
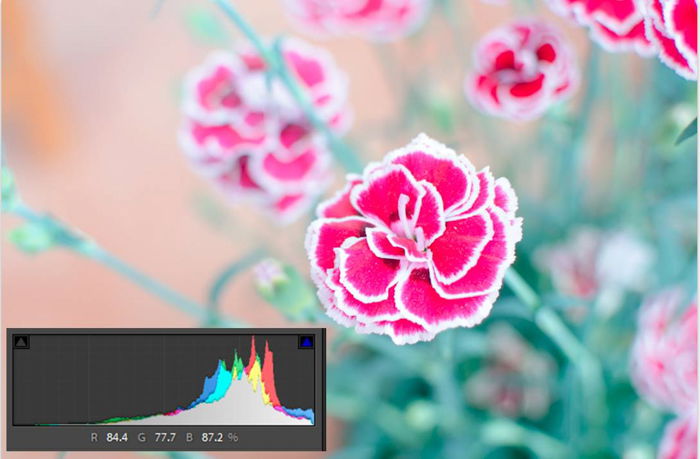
[546,0,656,55]
[179,38,351,223]
[658,414,698,459]
[641,0,697,80]
[465,20,578,121]
[631,288,697,415]
[306,134,522,344]
[282,0,432,42]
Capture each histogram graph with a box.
[8,329,326,451]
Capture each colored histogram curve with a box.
[91,337,314,425]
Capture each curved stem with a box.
[206,249,265,326]
[504,268,607,441]
[211,0,363,173]
[481,418,572,459]
[10,203,244,327]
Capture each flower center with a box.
[390,193,428,252]
[495,49,539,84]
[237,73,302,119]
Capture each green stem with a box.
[206,249,265,325]
[503,269,541,311]
[504,269,607,443]
[10,203,244,327]
[481,418,572,459]
[211,0,363,173]
[560,45,600,218]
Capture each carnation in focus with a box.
[306,133,522,344]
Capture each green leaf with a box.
[1,166,19,211]
[675,117,696,145]
[185,6,229,45]
[9,223,55,254]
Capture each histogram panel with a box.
[8,329,325,451]
[13,334,314,425]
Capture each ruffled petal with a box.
[388,137,473,211]
[366,228,406,259]
[338,237,403,302]
[428,211,494,285]
[259,147,321,183]
[665,0,697,64]
[186,121,265,153]
[414,181,446,244]
[306,217,373,278]
[351,164,423,228]
[494,177,519,217]
[432,208,516,298]
[395,267,498,332]
[456,168,496,216]
[317,175,363,218]
[375,318,437,345]
[387,234,427,262]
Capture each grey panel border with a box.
[7,328,326,452]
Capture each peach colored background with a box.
[2,0,626,457]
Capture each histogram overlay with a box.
[12,333,315,426]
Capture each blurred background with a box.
[3,0,696,458]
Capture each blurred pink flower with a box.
[465,20,578,121]
[546,0,655,55]
[282,0,432,42]
[535,228,654,299]
[465,324,556,419]
[306,134,522,344]
[179,38,351,223]
[631,288,697,415]
[641,0,697,80]
[658,414,698,459]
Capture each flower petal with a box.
[658,414,698,459]
[388,135,474,211]
[270,194,309,223]
[306,217,372,280]
[428,211,494,285]
[414,181,446,244]
[494,177,519,217]
[336,286,402,322]
[338,237,403,302]
[315,281,359,327]
[455,168,496,216]
[185,121,265,153]
[432,208,517,298]
[665,0,697,66]
[366,228,406,260]
[387,234,427,262]
[375,318,437,345]
[395,267,498,332]
[351,164,423,228]
[317,175,363,218]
